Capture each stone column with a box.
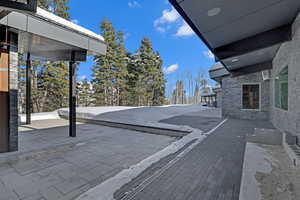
[8,32,18,152]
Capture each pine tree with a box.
[134,38,165,106]
[38,0,50,9]
[92,19,118,106]
[40,61,69,111]
[53,0,70,19]
[78,79,94,107]
[38,0,70,19]
[152,52,165,105]
[126,52,140,105]
[115,31,129,105]
[92,21,166,107]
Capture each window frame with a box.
[241,83,261,111]
[274,66,289,111]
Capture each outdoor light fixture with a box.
[207,8,221,17]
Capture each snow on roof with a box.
[35,7,104,42]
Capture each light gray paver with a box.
[22,194,45,200]
[54,176,88,194]
[39,186,63,200]
[0,180,19,200]
[0,121,175,200]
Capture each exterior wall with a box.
[270,12,300,140]
[222,70,270,120]
[213,88,222,108]
[9,32,18,152]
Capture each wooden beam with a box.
[214,24,292,60]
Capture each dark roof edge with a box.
[208,66,227,72]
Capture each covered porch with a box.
[0,6,106,153]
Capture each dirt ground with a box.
[256,144,300,200]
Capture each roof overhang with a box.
[170,0,300,72]
[0,7,106,61]
[209,63,229,82]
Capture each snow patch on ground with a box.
[19,111,60,123]
[59,106,139,116]
[158,104,192,107]
[58,105,208,124]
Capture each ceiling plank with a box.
[230,61,272,76]
[213,24,292,61]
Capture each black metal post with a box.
[69,52,76,137]
[26,53,31,125]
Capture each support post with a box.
[26,53,31,125]
[69,52,76,137]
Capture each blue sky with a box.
[68,0,216,96]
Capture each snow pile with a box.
[19,111,60,123]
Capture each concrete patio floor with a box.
[113,117,275,200]
[0,120,175,200]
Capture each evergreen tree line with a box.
[92,19,165,107]
[19,0,166,113]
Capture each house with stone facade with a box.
[170,0,300,145]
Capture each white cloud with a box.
[154,7,195,37]
[154,7,180,26]
[128,1,141,8]
[203,50,215,60]
[164,64,179,74]
[175,21,194,37]
[156,26,166,33]
[71,19,79,24]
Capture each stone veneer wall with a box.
[221,70,270,120]
[270,12,300,140]
[9,32,18,152]
[215,88,222,108]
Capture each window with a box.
[275,67,288,110]
[242,84,260,110]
